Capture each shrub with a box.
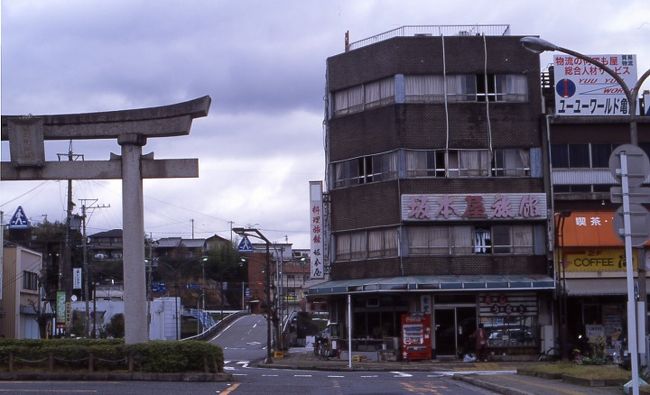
[0,339,223,373]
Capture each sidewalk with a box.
[256,347,626,395]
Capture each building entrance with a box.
[434,307,476,357]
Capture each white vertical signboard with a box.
[73,267,82,290]
[553,54,637,116]
[309,181,324,279]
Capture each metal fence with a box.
[347,24,511,52]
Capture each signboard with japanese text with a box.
[309,181,325,279]
[401,193,547,222]
[73,268,82,289]
[553,54,637,116]
[564,249,638,273]
[56,291,66,325]
[558,211,643,247]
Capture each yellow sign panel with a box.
[565,250,638,272]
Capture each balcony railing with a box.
[347,24,511,51]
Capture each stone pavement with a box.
[255,347,627,395]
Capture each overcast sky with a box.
[1,0,649,248]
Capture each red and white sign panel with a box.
[401,193,547,221]
[553,54,637,116]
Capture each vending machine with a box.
[401,313,432,361]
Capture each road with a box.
[0,315,497,394]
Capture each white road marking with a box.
[224,366,235,371]
[327,375,345,378]
[253,323,258,328]
[391,371,413,378]
[232,373,248,376]
[294,374,313,377]
[360,375,378,378]
[262,374,279,377]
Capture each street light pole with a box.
[233,227,273,364]
[521,36,650,395]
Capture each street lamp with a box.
[521,37,650,395]
[201,256,208,311]
[232,227,273,364]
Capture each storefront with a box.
[308,275,554,359]
[559,211,650,356]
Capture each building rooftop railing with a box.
[346,24,511,52]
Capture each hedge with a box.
[0,339,223,373]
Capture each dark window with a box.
[23,271,38,291]
[492,225,512,253]
[591,144,614,167]
[551,144,569,167]
[476,74,496,102]
[568,144,590,167]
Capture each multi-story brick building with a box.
[309,25,555,358]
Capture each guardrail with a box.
[347,24,511,51]
[183,311,249,341]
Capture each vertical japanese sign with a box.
[309,181,324,279]
[73,268,82,289]
[553,54,637,116]
[56,290,66,325]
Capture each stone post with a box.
[119,134,148,344]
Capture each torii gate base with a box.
[1,96,211,344]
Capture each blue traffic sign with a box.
[238,235,254,252]
[8,206,30,229]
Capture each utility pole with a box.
[79,198,109,337]
[57,142,83,333]
[191,219,194,239]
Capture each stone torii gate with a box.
[1,96,211,344]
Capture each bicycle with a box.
[538,347,560,361]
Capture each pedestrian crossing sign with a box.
[8,206,31,229]
[237,235,254,252]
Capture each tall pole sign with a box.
[309,181,324,279]
[609,144,650,393]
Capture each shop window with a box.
[483,316,537,348]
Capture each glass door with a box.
[434,307,477,357]
[434,309,455,355]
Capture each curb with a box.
[0,371,233,382]
[453,374,533,395]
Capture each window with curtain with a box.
[336,233,351,261]
[332,152,398,188]
[451,226,472,255]
[512,224,534,254]
[458,150,491,177]
[350,232,367,260]
[405,150,445,177]
[368,228,398,258]
[492,149,530,176]
[405,75,445,103]
[365,77,395,108]
[333,85,364,116]
[408,226,450,256]
[446,74,476,102]
[497,74,528,102]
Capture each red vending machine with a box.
[401,313,432,361]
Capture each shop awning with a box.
[565,278,650,296]
[307,275,555,296]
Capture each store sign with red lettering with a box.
[309,181,325,279]
[553,54,637,116]
[401,193,547,221]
